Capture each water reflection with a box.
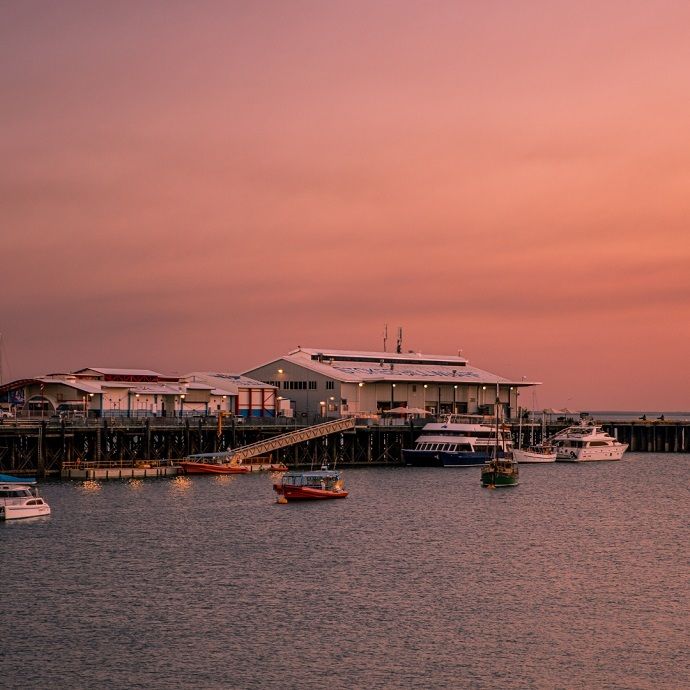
[211,475,236,486]
[127,478,144,491]
[78,480,102,492]
[170,476,192,492]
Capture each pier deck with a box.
[1,417,688,477]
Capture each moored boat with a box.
[513,445,556,463]
[552,422,628,461]
[480,387,519,487]
[0,475,51,520]
[179,452,287,475]
[273,468,348,501]
[480,455,520,487]
[402,415,513,468]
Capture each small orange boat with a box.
[273,469,348,501]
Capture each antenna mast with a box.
[383,324,388,352]
[396,326,403,354]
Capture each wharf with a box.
[60,460,285,480]
[61,461,180,480]
[1,416,688,477]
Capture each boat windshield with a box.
[281,472,340,488]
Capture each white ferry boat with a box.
[552,422,628,461]
[402,415,513,467]
[0,475,51,520]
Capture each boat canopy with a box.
[283,470,340,479]
[0,474,37,485]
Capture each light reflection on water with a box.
[78,479,102,492]
[2,454,688,690]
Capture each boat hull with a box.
[272,484,348,500]
[404,448,501,467]
[0,503,51,520]
[480,460,520,488]
[556,445,628,462]
[513,449,557,463]
[402,449,441,467]
[179,462,250,474]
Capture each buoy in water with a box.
[277,496,288,504]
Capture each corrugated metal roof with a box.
[183,372,277,396]
[290,347,469,365]
[73,367,164,377]
[249,349,539,387]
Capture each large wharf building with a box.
[244,347,538,419]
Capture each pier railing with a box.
[227,417,357,463]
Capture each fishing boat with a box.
[480,388,519,487]
[402,415,513,467]
[273,467,348,501]
[0,474,51,520]
[552,421,628,461]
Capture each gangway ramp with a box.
[228,417,356,463]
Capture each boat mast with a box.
[494,382,500,460]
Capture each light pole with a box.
[180,394,185,418]
[135,393,140,417]
[453,385,458,414]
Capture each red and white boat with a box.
[273,469,348,501]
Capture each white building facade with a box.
[244,347,538,420]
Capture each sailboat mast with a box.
[494,382,500,459]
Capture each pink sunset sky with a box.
[2,1,689,409]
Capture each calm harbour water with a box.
[3,454,688,690]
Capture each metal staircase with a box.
[227,417,356,463]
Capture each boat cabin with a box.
[280,470,341,490]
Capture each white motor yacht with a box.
[0,475,51,520]
[552,422,627,461]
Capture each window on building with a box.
[326,381,334,390]
[309,381,317,390]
